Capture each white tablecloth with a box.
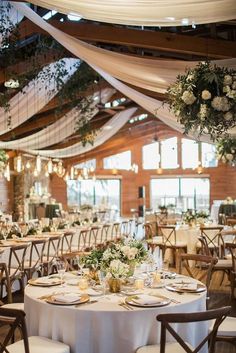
[25,276,207,353]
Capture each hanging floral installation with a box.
[167,61,236,140]
[216,137,236,166]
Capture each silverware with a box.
[148,292,180,304]
[119,302,134,310]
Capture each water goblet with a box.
[78,278,88,294]
[56,259,66,286]
[98,270,107,298]
[76,255,85,276]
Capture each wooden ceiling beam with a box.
[17,20,236,59]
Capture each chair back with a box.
[0,307,29,353]
[200,227,224,257]
[0,262,12,303]
[78,229,90,251]
[88,226,100,249]
[100,224,110,244]
[143,223,154,241]
[61,231,74,255]
[156,306,231,353]
[177,253,218,297]
[43,235,61,262]
[8,243,30,280]
[120,221,129,238]
[159,225,176,246]
[111,222,120,242]
[155,212,168,225]
[25,238,47,269]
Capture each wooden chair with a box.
[158,225,187,266]
[136,306,231,353]
[143,223,162,252]
[59,231,75,271]
[6,244,29,293]
[41,235,61,275]
[198,226,224,257]
[0,262,12,304]
[225,242,236,300]
[177,253,218,304]
[0,307,70,353]
[100,224,110,245]
[88,226,100,249]
[23,239,47,280]
[110,222,121,242]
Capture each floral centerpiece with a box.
[167,61,236,140]
[183,210,196,226]
[216,137,236,166]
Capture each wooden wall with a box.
[49,118,236,217]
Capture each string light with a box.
[36,155,42,173]
[47,159,53,174]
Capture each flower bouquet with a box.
[167,61,236,140]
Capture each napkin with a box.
[53,293,81,303]
[132,294,161,305]
[34,277,60,284]
[173,282,198,290]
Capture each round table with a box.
[24,275,207,353]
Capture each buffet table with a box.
[24,275,207,353]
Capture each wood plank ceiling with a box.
[1,3,236,164]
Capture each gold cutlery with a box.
[119,302,134,310]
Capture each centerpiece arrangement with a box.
[216,137,236,166]
[82,239,148,292]
[167,61,236,140]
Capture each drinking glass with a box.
[98,270,107,298]
[78,278,88,294]
[76,255,85,276]
[56,259,66,286]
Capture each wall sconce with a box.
[157,167,163,175]
[112,168,118,175]
[197,161,203,174]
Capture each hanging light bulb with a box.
[4,163,10,181]
[25,160,31,169]
[47,159,53,174]
[36,155,42,173]
[57,161,63,175]
[53,163,58,173]
[33,168,39,177]
[157,167,163,175]
[74,168,78,176]
[70,166,75,180]
[197,161,203,174]
[64,173,69,182]
[45,170,49,177]
[14,155,23,173]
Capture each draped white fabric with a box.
[0,58,79,135]
[17,0,236,27]
[0,1,23,45]
[12,3,236,95]
[24,107,137,158]
[0,87,115,149]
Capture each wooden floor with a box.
[0,271,236,352]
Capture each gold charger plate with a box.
[46,294,89,306]
[165,282,206,293]
[125,295,171,308]
[28,278,64,287]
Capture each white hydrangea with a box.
[224,75,233,86]
[224,111,233,121]
[226,153,234,161]
[109,259,129,278]
[201,90,211,100]
[211,96,230,112]
[232,82,236,90]
[226,90,236,99]
[181,91,196,105]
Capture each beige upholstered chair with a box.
[0,307,70,353]
[136,306,231,353]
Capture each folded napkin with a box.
[132,294,161,305]
[53,293,81,303]
[173,282,198,290]
[34,277,60,284]
[86,288,103,296]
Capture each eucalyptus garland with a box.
[216,137,236,166]
[167,61,236,140]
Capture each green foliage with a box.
[167,61,236,140]
[216,137,236,165]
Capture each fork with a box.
[119,302,134,310]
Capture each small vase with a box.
[89,269,99,284]
[128,262,136,277]
[108,278,121,293]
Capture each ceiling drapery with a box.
[11,3,236,95]
[14,0,236,27]
[0,87,115,149]
[0,58,79,135]
[24,107,138,158]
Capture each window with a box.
[142,142,159,169]
[67,179,121,214]
[150,177,210,212]
[182,138,199,169]
[201,143,218,168]
[161,137,178,169]
[75,159,96,170]
[103,151,131,170]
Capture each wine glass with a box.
[56,259,66,286]
[98,270,107,298]
[76,255,85,276]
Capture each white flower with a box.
[201,90,211,100]
[224,111,233,121]
[232,82,236,90]
[181,91,196,105]
[221,156,226,163]
[198,104,208,119]
[186,74,194,82]
[226,153,234,161]
[108,259,129,278]
[224,75,233,86]
[226,90,236,99]
[231,149,235,154]
[211,96,230,112]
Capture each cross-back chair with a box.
[136,306,231,353]
[158,225,187,265]
[41,235,61,275]
[177,253,218,305]
[110,222,121,242]
[59,231,75,271]
[198,226,224,257]
[87,226,100,250]
[23,239,47,280]
[0,262,12,304]
[143,223,162,252]
[100,224,110,245]
[0,307,70,353]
